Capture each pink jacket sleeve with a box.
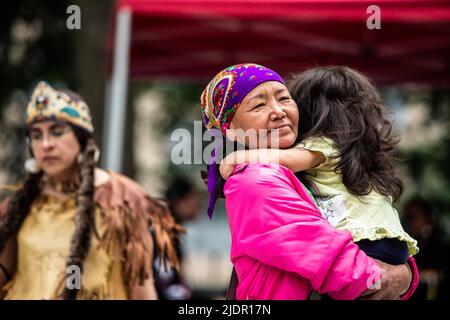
[224,163,382,300]
[401,256,419,300]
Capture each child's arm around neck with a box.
[219,147,325,179]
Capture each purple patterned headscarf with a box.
[200,63,285,218]
[201,63,285,134]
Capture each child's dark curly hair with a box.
[288,66,403,202]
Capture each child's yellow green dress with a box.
[297,137,418,256]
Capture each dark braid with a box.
[0,172,43,254]
[60,137,97,300]
[0,132,98,300]
[0,86,99,299]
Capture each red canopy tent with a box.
[103,0,450,171]
[112,0,450,83]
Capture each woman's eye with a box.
[280,96,291,101]
[252,103,265,110]
[50,129,65,137]
[50,125,71,137]
[30,132,42,140]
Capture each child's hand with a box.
[219,162,236,180]
[219,150,248,180]
[219,149,277,180]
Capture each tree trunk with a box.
[73,0,113,153]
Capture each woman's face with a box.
[29,120,81,181]
[228,81,299,149]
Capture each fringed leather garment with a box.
[0,171,184,299]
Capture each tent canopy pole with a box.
[102,7,132,172]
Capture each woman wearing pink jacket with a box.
[200,63,418,300]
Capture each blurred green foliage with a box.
[0,1,76,182]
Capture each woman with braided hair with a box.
[0,81,183,300]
